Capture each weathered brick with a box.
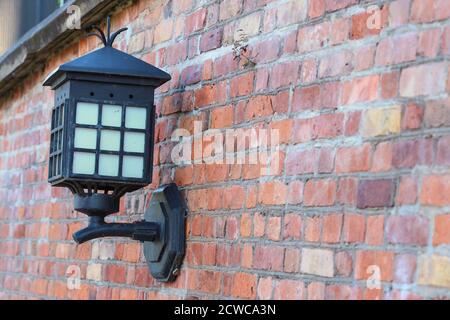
[394,254,416,284]
[304,178,336,206]
[386,216,429,245]
[336,143,371,173]
[342,214,365,243]
[301,248,334,277]
[357,179,395,208]
[322,214,342,243]
[273,279,304,299]
[418,254,450,288]
[420,175,450,206]
[400,62,447,97]
[433,214,450,246]
[355,250,394,281]
[362,105,401,137]
[342,75,379,105]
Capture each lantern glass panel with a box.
[122,156,144,178]
[124,132,146,153]
[99,154,120,176]
[125,107,146,129]
[74,128,97,149]
[100,130,121,151]
[76,102,98,125]
[73,152,96,174]
[102,104,122,127]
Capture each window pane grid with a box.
[49,102,65,179]
[72,100,148,179]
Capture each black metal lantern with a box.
[43,17,186,282]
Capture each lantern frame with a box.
[42,17,186,282]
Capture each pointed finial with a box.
[86,16,128,47]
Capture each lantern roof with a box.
[43,17,170,88]
[44,46,171,87]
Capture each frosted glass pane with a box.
[76,102,98,125]
[125,107,147,129]
[73,152,95,175]
[102,104,122,127]
[74,128,97,149]
[122,156,144,178]
[124,132,145,153]
[100,130,121,151]
[99,154,119,176]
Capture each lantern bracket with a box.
[72,184,187,282]
[87,16,128,47]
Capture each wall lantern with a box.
[43,17,186,282]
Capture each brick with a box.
[337,177,358,205]
[186,8,207,34]
[418,254,450,288]
[305,216,321,242]
[300,59,317,83]
[307,282,325,300]
[396,176,417,205]
[344,111,361,136]
[326,285,362,300]
[258,181,287,205]
[284,248,301,273]
[253,245,284,271]
[86,264,102,281]
[268,119,293,145]
[402,103,423,130]
[354,45,375,71]
[301,248,334,277]
[357,179,395,209]
[219,0,242,21]
[276,0,307,27]
[335,251,353,277]
[386,215,429,245]
[342,214,365,243]
[257,277,273,299]
[211,105,233,129]
[389,0,411,27]
[230,72,254,98]
[270,61,300,88]
[311,113,344,139]
[400,62,447,97]
[366,215,384,246]
[434,214,450,245]
[392,140,420,169]
[322,214,343,243]
[181,64,203,86]
[375,34,417,66]
[200,28,223,52]
[297,22,330,53]
[245,95,274,120]
[394,254,416,284]
[355,250,394,281]
[292,82,341,111]
[420,175,450,206]
[381,71,399,99]
[351,10,383,40]
[254,212,265,237]
[424,98,450,128]
[283,214,302,240]
[336,143,371,173]
[231,272,257,298]
[418,29,440,58]
[411,0,450,23]
[273,280,304,299]
[362,105,401,137]
[237,12,261,37]
[250,38,280,64]
[437,136,450,165]
[342,75,379,105]
[154,19,174,44]
[309,0,325,18]
[267,216,281,241]
[318,50,352,78]
[304,178,336,206]
[371,141,393,172]
[325,0,358,12]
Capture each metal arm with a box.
[73,216,160,244]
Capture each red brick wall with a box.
[0,0,450,299]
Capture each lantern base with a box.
[74,194,119,217]
[144,184,187,282]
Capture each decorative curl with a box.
[86,16,128,47]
